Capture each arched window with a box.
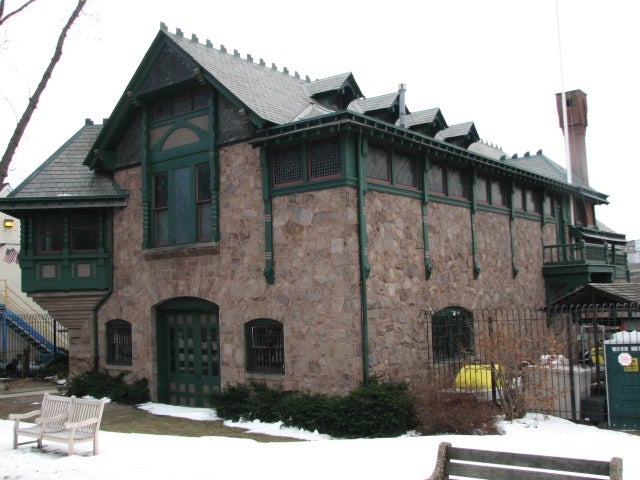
[245,319,284,374]
[432,307,473,362]
[106,319,132,365]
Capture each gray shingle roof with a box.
[401,108,441,127]
[434,121,475,141]
[168,31,313,124]
[5,124,127,204]
[550,283,640,305]
[348,92,398,113]
[304,73,354,97]
[506,151,567,183]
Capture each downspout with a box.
[470,170,481,279]
[92,213,113,371]
[260,148,275,284]
[357,134,370,383]
[422,157,433,279]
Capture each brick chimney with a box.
[556,89,589,186]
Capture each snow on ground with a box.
[2,405,639,479]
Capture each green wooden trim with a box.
[209,92,220,243]
[260,148,275,284]
[509,181,519,278]
[141,109,152,249]
[422,157,433,279]
[357,134,370,383]
[470,171,480,279]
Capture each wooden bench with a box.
[9,392,106,456]
[427,441,623,480]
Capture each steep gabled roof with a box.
[402,108,442,128]
[434,121,479,147]
[348,92,399,114]
[304,72,363,99]
[167,30,312,125]
[0,122,128,210]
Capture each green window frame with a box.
[432,307,474,363]
[270,136,342,188]
[366,144,418,189]
[245,319,285,374]
[428,162,468,199]
[151,158,211,247]
[34,210,103,255]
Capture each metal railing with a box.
[1,306,69,378]
[423,304,638,421]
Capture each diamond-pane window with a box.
[367,145,390,181]
[428,162,445,194]
[273,146,303,186]
[394,151,418,188]
[309,137,341,179]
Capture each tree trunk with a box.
[0,0,87,183]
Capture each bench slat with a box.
[10,393,105,456]
[427,442,622,480]
[449,446,612,476]
[447,461,610,480]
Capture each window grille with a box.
[394,151,418,187]
[273,146,303,186]
[367,145,390,181]
[309,137,341,179]
[245,319,285,374]
[106,319,132,365]
[432,307,474,363]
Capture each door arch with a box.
[156,297,220,406]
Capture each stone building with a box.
[0,25,629,405]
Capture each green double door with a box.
[157,298,220,406]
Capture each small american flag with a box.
[3,247,18,263]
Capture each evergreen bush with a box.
[208,379,417,438]
[65,371,150,404]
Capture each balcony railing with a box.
[543,241,629,280]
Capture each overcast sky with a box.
[1,0,639,239]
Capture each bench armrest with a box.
[65,417,99,430]
[8,410,42,422]
[35,413,69,426]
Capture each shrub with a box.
[35,353,69,379]
[412,383,501,435]
[208,379,417,438]
[65,371,150,404]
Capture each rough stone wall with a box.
[99,142,362,397]
[271,188,362,394]
[365,194,553,384]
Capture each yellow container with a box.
[454,364,503,389]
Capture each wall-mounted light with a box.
[3,219,15,228]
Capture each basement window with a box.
[106,319,132,366]
[245,319,285,374]
[432,307,474,363]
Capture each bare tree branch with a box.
[0,0,87,182]
[0,0,39,26]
